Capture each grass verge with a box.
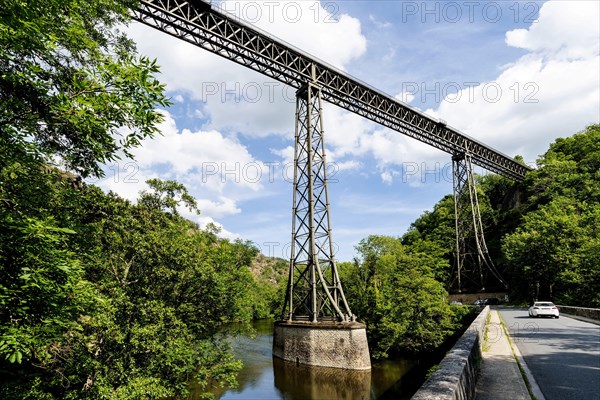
[482,311,492,352]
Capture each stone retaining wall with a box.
[411,306,490,400]
[556,305,600,321]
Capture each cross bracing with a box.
[131,0,532,181]
[451,153,508,292]
[283,83,353,322]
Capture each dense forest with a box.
[396,123,599,308]
[339,124,600,360]
[1,0,598,398]
[0,0,276,397]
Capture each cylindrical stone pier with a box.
[273,320,371,370]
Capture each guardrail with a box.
[556,305,600,321]
[411,306,490,400]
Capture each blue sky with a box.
[94,0,600,262]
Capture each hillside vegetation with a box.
[0,0,275,396]
[338,124,599,359]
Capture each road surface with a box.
[498,307,600,400]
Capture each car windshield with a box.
[535,302,554,307]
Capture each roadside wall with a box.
[556,305,600,321]
[411,306,490,400]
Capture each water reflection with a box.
[273,358,371,400]
[204,320,426,400]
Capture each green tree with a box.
[503,198,585,301]
[341,236,464,358]
[402,195,456,283]
[0,0,268,396]
[1,0,171,394]
[139,178,200,215]
[1,172,263,397]
[1,0,169,177]
[503,124,600,304]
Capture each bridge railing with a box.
[412,306,490,400]
[556,305,600,321]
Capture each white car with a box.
[528,301,560,318]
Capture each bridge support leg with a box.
[451,153,507,293]
[273,81,370,370]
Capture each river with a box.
[192,319,435,400]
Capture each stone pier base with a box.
[272,320,371,370]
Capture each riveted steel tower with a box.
[451,153,507,292]
[282,81,354,323]
[273,78,370,370]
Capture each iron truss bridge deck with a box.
[132,0,531,180]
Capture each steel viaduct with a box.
[131,0,532,370]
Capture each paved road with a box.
[498,307,600,400]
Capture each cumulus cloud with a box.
[270,145,294,165]
[322,103,373,159]
[339,0,600,174]
[217,0,366,70]
[505,1,599,60]
[127,0,367,138]
[94,111,267,241]
[429,0,600,163]
[132,111,264,193]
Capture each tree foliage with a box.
[503,124,600,305]
[340,236,471,358]
[397,124,599,306]
[0,0,277,397]
[1,0,170,178]
[0,168,271,397]
[401,195,456,283]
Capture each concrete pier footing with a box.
[272,320,371,370]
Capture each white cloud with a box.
[216,0,366,70]
[197,216,240,241]
[333,160,362,172]
[128,0,367,138]
[133,111,264,194]
[327,1,599,175]
[352,1,600,169]
[366,127,448,167]
[505,1,599,60]
[93,167,153,202]
[380,169,394,185]
[395,92,415,104]
[426,1,600,163]
[368,14,392,29]
[323,103,373,159]
[270,145,295,166]
[195,197,241,218]
[94,111,268,238]
[270,102,453,185]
